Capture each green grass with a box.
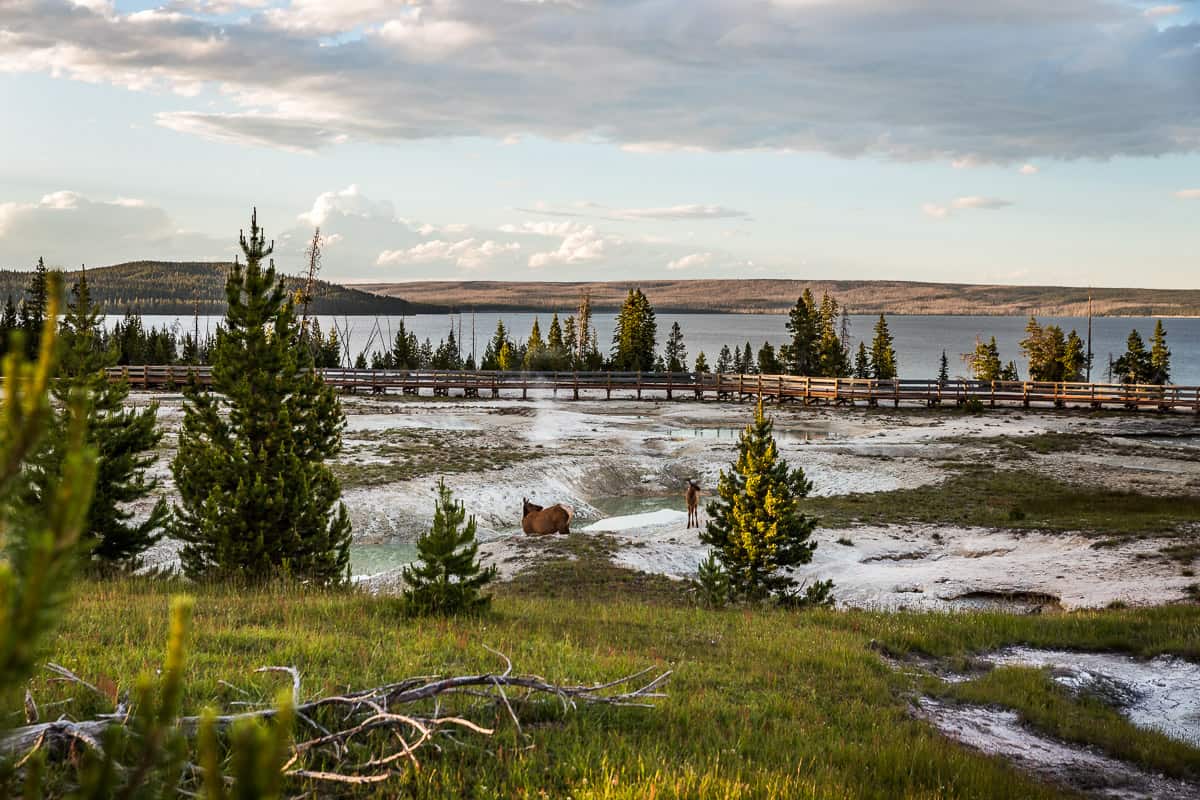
[21,575,1200,799]
[805,464,1200,537]
[932,667,1200,782]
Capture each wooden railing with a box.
[107,366,1200,412]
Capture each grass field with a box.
[23,573,1200,799]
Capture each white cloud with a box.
[0,190,226,267]
[528,226,609,269]
[923,196,1013,219]
[520,202,750,223]
[1174,188,1200,199]
[377,238,520,270]
[1019,164,1039,175]
[1144,5,1182,18]
[298,184,394,227]
[3,0,1198,161]
[666,252,712,271]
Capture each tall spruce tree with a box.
[401,479,497,615]
[757,341,781,374]
[611,288,657,371]
[51,272,169,568]
[869,314,897,379]
[782,291,820,376]
[665,321,688,372]
[20,258,50,360]
[937,350,950,385]
[968,337,1003,381]
[700,402,830,603]
[854,342,870,379]
[1149,320,1171,385]
[172,211,351,585]
[1062,331,1086,382]
[694,351,710,374]
[716,345,733,374]
[1114,329,1152,384]
[741,342,756,374]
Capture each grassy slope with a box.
[36,578,1200,799]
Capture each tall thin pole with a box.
[1086,289,1093,382]
[471,308,476,368]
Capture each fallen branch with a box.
[3,648,671,786]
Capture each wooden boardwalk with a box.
[109,365,1200,412]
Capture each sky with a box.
[0,0,1198,287]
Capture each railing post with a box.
[637,371,642,400]
[573,371,579,401]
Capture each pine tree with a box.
[741,342,756,374]
[172,211,351,585]
[1000,361,1020,381]
[1149,320,1170,385]
[937,350,950,385]
[1062,331,1086,382]
[563,315,578,367]
[481,319,509,370]
[781,291,820,376]
[523,317,546,370]
[692,552,729,608]
[418,337,434,368]
[665,321,688,372]
[1114,329,1152,384]
[700,402,829,603]
[816,293,849,377]
[869,314,897,379]
[402,479,497,615]
[694,351,710,374]
[0,295,17,358]
[577,292,595,366]
[20,258,50,360]
[49,272,168,568]
[968,337,1003,381]
[392,319,418,369]
[497,341,515,371]
[716,345,733,374]
[611,288,657,371]
[854,342,870,379]
[756,341,781,374]
[547,313,564,351]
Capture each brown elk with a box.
[686,480,701,529]
[521,498,574,535]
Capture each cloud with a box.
[923,196,1013,218]
[0,190,226,268]
[377,238,520,270]
[3,0,1199,161]
[528,226,609,269]
[1144,5,1182,18]
[520,202,750,222]
[666,252,712,271]
[299,184,395,227]
[1019,164,1039,175]
[1174,188,1200,199]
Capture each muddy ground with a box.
[135,392,1200,611]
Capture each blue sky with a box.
[0,0,1198,287]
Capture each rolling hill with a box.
[0,262,440,316]
[356,279,1200,317]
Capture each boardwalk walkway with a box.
[109,366,1200,413]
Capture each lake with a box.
[119,312,1200,385]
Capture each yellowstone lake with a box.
[123,312,1200,384]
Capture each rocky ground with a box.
[136,391,1200,611]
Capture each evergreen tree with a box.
[576,292,597,367]
[1062,331,1086,382]
[0,295,17,358]
[172,211,351,585]
[756,341,781,374]
[781,291,820,376]
[401,479,496,615]
[937,350,950,385]
[665,321,688,372]
[694,351,710,374]
[354,352,368,369]
[968,337,1003,381]
[854,342,870,379]
[1114,329,1152,384]
[611,288,657,371]
[481,319,509,370]
[700,402,829,603]
[869,314,897,379]
[1149,320,1171,385]
[716,345,733,374]
[523,317,546,370]
[49,272,168,568]
[1019,317,1070,381]
[1000,361,1020,381]
[816,293,849,377]
[741,342,756,374]
[547,313,564,352]
[692,552,730,609]
[391,319,419,369]
[563,315,578,367]
[497,340,515,371]
[418,337,434,368]
[20,257,50,360]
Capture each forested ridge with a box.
[0,261,439,315]
[360,279,1200,317]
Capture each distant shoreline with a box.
[357,279,1200,318]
